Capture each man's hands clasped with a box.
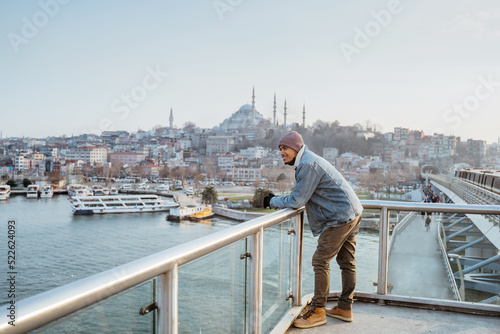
[263,193,275,209]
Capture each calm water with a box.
[0,195,379,332]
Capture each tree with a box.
[201,186,218,204]
[6,180,17,187]
[159,166,170,179]
[276,173,287,182]
[276,180,291,196]
[23,178,32,188]
[182,121,196,133]
[252,187,273,208]
[48,172,63,184]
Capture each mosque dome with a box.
[219,104,265,131]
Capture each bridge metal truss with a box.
[430,177,500,297]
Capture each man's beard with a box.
[286,157,296,166]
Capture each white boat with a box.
[40,185,53,198]
[67,184,93,197]
[91,185,107,196]
[109,186,118,195]
[69,195,179,215]
[27,184,40,198]
[0,185,11,200]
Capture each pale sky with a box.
[1,0,500,143]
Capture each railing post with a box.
[157,264,178,334]
[249,228,263,334]
[377,207,390,295]
[291,212,304,306]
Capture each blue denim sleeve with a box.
[269,162,319,209]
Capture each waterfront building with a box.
[109,152,146,166]
[238,146,269,160]
[467,139,487,159]
[63,146,108,166]
[101,131,130,145]
[206,136,235,156]
[217,154,235,175]
[14,155,26,171]
[232,166,262,183]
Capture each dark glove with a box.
[263,194,275,208]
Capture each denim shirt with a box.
[270,146,363,236]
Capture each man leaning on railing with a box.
[263,131,363,329]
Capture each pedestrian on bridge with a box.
[263,131,363,329]
[425,215,431,232]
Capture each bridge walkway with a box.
[388,214,454,299]
[285,298,499,333]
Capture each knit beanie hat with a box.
[278,131,304,152]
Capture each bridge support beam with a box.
[444,217,468,231]
[461,255,500,275]
[448,236,486,255]
[445,224,475,242]
[443,213,458,223]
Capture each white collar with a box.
[294,145,305,168]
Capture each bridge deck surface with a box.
[388,214,454,299]
[285,300,500,333]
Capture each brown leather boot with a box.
[293,307,327,328]
[326,306,353,322]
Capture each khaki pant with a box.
[311,215,361,310]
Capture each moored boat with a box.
[27,184,40,198]
[91,185,106,196]
[68,184,93,197]
[109,186,118,195]
[189,206,214,220]
[0,184,11,200]
[40,185,54,198]
[69,194,179,215]
[167,205,213,220]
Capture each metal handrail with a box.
[2,201,500,334]
[0,208,304,334]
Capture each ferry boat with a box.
[69,194,179,215]
[67,184,93,197]
[189,206,214,220]
[0,185,11,200]
[40,185,54,198]
[26,184,40,198]
[167,205,212,220]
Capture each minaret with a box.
[273,93,277,126]
[302,104,306,128]
[283,99,287,128]
[251,86,256,124]
[169,108,174,128]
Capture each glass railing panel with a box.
[300,212,381,298]
[32,281,155,334]
[261,220,294,333]
[177,239,247,334]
